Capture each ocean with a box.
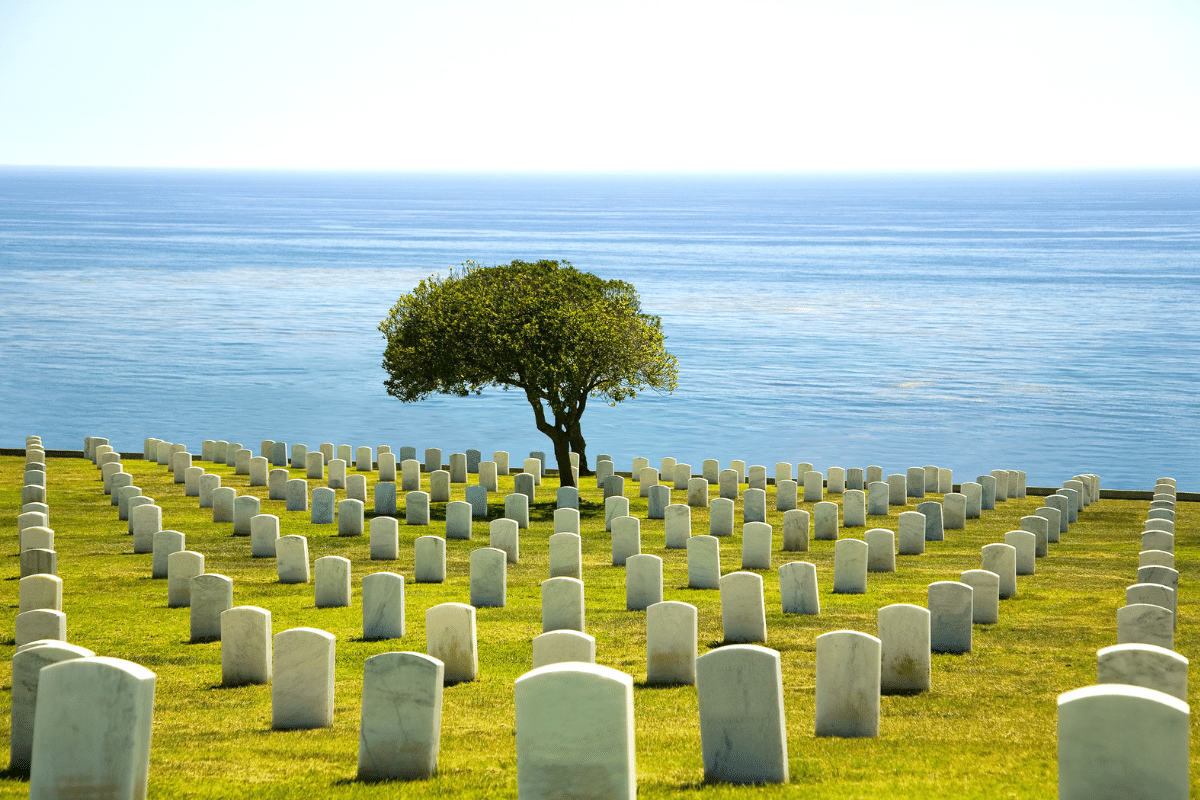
[1,167,1196,490]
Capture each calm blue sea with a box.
[1,167,1197,490]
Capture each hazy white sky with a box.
[2,0,1198,171]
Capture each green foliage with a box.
[379,260,679,481]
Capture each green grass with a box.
[1,454,1195,798]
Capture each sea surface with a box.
[1,167,1197,490]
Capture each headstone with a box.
[1118,604,1174,650]
[542,576,586,632]
[595,459,614,490]
[1004,529,1036,575]
[21,548,56,578]
[528,453,545,480]
[198,474,220,510]
[938,468,953,493]
[647,484,670,519]
[743,488,766,523]
[781,508,809,551]
[915,501,943,541]
[505,492,530,529]
[718,468,738,500]
[248,455,269,487]
[19,574,62,613]
[401,459,421,491]
[429,469,451,502]
[626,554,664,611]
[696,644,788,784]
[1057,683,1188,800]
[362,572,405,639]
[990,469,1009,502]
[464,485,487,517]
[1020,515,1050,557]
[221,605,272,685]
[962,482,982,519]
[290,443,308,470]
[1126,583,1175,626]
[15,609,66,647]
[1044,494,1070,535]
[815,630,881,737]
[357,651,443,780]
[1140,549,1174,570]
[442,500,471,540]
[866,481,889,516]
[720,571,766,644]
[886,473,907,506]
[708,497,734,537]
[897,511,926,555]
[398,445,416,463]
[470,548,507,608]
[1097,643,1188,702]
[545,532,582,580]
[426,602,478,683]
[928,581,972,653]
[489,518,520,563]
[356,445,374,472]
[378,451,397,482]
[604,474,624,500]
[369,516,399,560]
[466,448,481,473]
[687,535,721,590]
[338,498,365,537]
[1056,488,1079,523]
[276,535,310,584]
[814,501,839,540]
[776,479,798,511]
[346,474,367,504]
[865,528,895,572]
[942,493,966,529]
[646,600,697,685]
[309,487,334,525]
[661,503,690,549]
[131,503,161,553]
[28,657,155,799]
[879,603,931,693]
[314,556,351,608]
[374,481,397,516]
[152,530,185,578]
[747,465,766,491]
[10,641,96,772]
[271,627,336,729]
[802,470,823,503]
[319,443,335,463]
[833,538,867,594]
[846,467,865,491]
[514,472,535,503]
[826,467,846,494]
[111,472,133,505]
[741,521,773,570]
[515,663,636,800]
[20,525,53,554]
[185,466,206,498]
[779,561,820,615]
[190,573,233,642]
[611,516,641,566]
[1142,530,1174,554]
[234,448,252,476]
[977,474,996,510]
[674,462,692,490]
[327,458,348,490]
[414,536,447,583]
[687,477,709,507]
[960,569,1000,624]
[702,459,719,484]
[406,491,430,526]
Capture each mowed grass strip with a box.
[0,455,1194,798]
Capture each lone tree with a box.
[379,259,678,487]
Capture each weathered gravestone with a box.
[741,521,773,569]
[696,644,788,784]
[415,536,447,583]
[687,535,721,589]
[833,539,867,594]
[276,536,310,584]
[929,581,972,653]
[10,641,95,772]
[646,600,697,685]
[426,602,478,684]
[865,528,895,572]
[1097,643,1187,702]
[720,571,767,644]
[611,516,641,566]
[357,652,443,781]
[815,630,881,737]
[779,561,820,615]
[470,548,507,608]
[28,657,155,800]
[1057,683,1188,800]
[190,573,233,642]
[406,491,430,526]
[272,627,335,730]
[626,554,664,611]
[541,576,585,632]
[221,605,271,686]
[960,569,1000,624]
[549,532,583,579]
[879,604,930,694]
[982,542,1017,599]
[515,663,636,800]
[362,572,405,640]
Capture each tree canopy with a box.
[378,259,678,487]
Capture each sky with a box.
[1,0,1198,172]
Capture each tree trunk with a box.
[550,432,576,489]
[568,420,591,476]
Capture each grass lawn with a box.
[1,453,1194,798]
